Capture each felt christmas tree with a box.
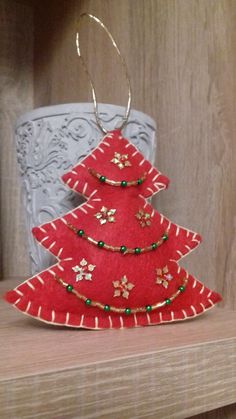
[4,129,222,329]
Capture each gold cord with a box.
[76,13,132,134]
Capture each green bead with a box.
[162,233,168,241]
[77,229,84,237]
[85,298,92,306]
[120,245,127,253]
[125,308,131,315]
[99,175,106,183]
[134,247,141,254]
[137,178,143,185]
[121,180,127,187]
[178,285,185,292]
[104,304,110,312]
[151,242,157,250]
[66,284,73,293]
[97,241,105,248]
[165,298,171,305]
[145,305,152,312]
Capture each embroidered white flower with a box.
[95,206,116,225]
[113,275,134,299]
[72,258,96,281]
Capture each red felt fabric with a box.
[4,129,222,329]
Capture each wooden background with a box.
[0,1,236,417]
[1,0,235,308]
[1,0,236,291]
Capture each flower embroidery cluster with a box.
[72,259,96,281]
[111,151,132,169]
[156,266,173,288]
[113,275,135,299]
[95,206,116,225]
[135,208,151,227]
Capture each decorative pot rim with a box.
[16,102,156,129]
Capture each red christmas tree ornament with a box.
[4,129,222,329]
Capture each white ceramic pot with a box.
[15,103,156,274]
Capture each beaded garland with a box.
[54,274,188,314]
[66,222,169,254]
[88,167,146,187]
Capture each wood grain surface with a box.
[34,0,236,310]
[0,0,33,278]
[1,0,235,313]
[0,280,236,419]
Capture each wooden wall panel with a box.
[0,0,33,278]
[0,0,235,309]
[34,0,235,309]
[0,2,235,417]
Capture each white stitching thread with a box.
[146,313,151,324]
[38,306,42,317]
[82,182,88,195]
[78,207,88,214]
[51,310,55,322]
[80,314,84,327]
[51,222,57,230]
[65,312,70,325]
[71,212,78,219]
[27,282,35,291]
[152,173,159,182]
[191,305,197,315]
[25,301,31,313]
[14,298,21,306]
[182,309,187,318]
[37,276,44,285]
[74,180,79,189]
[48,241,56,250]
[57,248,63,258]
[89,189,98,198]
[200,285,205,294]
[139,158,145,166]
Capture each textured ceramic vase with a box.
[15,103,157,274]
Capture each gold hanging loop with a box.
[76,13,132,134]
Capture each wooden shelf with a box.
[0,280,236,418]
